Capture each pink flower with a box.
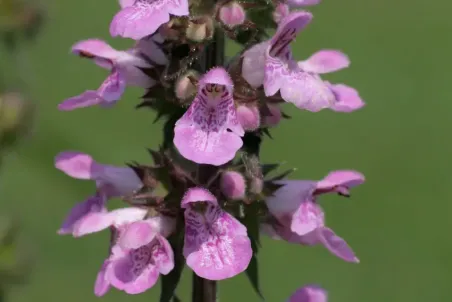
[287,285,328,302]
[182,187,252,280]
[242,12,364,112]
[96,231,174,295]
[264,170,364,263]
[173,67,244,166]
[58,38,164,111]
[110,0,189,40]
[55,151,144,236]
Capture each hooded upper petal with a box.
[315,170,365,196]
[54,151,102,179]
[182,187,252,280]
[298,50,350,74]
[287,284,328,302]
[174,68,244,166]
[119,216,176,249]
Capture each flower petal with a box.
[166,0,189,16]
[58,91,104,111]
[120,0,136,8]
[316,170,365,191]
[54,151,102,179]
[287,284,328,302]
[111,251,159,294]
[119,220,157,250]
[299,50,350,74]
[329,84,365,113]
[269,11,312,59]
[110,4,170,40]
[97,69,127,106]
[58,194,107,235]
[279,71,335,112]
[153,235,174,275]
[96,165,143,197]
[72,39,120,62]
[94,261,111,297]
[265,180,316,218]
[181,187,217,208]
[242,41,269,88]
[74,207,147,237]
[318,227,359,263]
[184,204,252,280]
[291,200,324,236]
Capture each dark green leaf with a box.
[160,231,185,302]
[270,168,297,181]
[242,203,265,300]
[261,163,280,176]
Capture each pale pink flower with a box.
[182,187,252,280]
[96,231,174,295]
[110,0,189,40]
[242,12,364,112]
[55,151,143,236]
[173,67,244,165]
[59,38,164,110]
[264,170,364,262]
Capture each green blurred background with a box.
[1,0,452,301]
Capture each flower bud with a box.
[175,70,199,100]
[220,171,246,200]
[0,92,34,149]
[237,104,260,131]
[185,16,214,43]
[262,103,282,127]
[272,3,289,24]
[219,1,246,28]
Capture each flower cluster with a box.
[55,0,365,300]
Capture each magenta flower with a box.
[96,230,174,295]
[264,170,364,262]
[55,151,143,236]
[242,12,364,112]
[58,38,163,111]
[110,0,189,40]
[287,285,328,302]
[173,67,244,166]
[182,187,252,280]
